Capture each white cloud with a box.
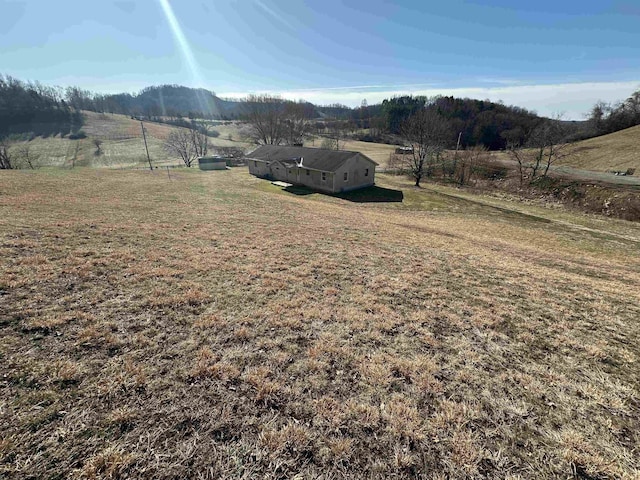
[219,80,640,120]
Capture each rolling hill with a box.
[7,111,249,168]
[558,124,640,172]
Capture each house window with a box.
[321,172,327,182]
[344,172,348,182]
[288,169,292,174]
[254,161,258,167]
[306,169,310,176]
[365,168,369,177]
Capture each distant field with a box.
[340,124,640,175]
[489,124,640,175]
[561,125,640,172]
[8,112,252,168]
[8,112,401,169]
[340,138,398,166]
[1,168,639,479]
[9,112,640,177]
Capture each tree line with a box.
[56,81,640,144]
[587,89,640,136]
[3,72,638,173]
[377,95,544,150]
[1,74,553,153]
[59,84,233,119]
[387,97,572,187]
[6,83,241,120]
[0,73,593,152]
[0,75,83,139]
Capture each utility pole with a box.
[452,131,462,180]
[140,121,152,170]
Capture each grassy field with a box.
[9,112,251,169]
[8,112,401,169]
[1,167,639,479]
[489,125,640,175]
[561,125,640,173]
[9,111,640,177]
[340,138,398,167]
[337,123,640,175]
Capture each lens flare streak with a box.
[157,0,212,115]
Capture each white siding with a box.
[333,154,376,192]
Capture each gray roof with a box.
[247,145,377,172]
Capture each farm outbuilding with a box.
[246,145,377,193]
[395,146,413,154]
[198,156,228,171]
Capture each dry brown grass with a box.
[488,124,640,174]
[561,125,640,172]
[11,112,251,169]
[340,138,398,166]
[1,168,639,479]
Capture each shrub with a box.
[474,163,508,180]
[68,130,87,140]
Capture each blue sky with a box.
[1,0,639,118]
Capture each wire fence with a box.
[118,163,185,171]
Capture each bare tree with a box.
[320,137,337,150]
[588,101,609,134]
[189,120,209,158]
[241,95,288,145]
[322,120,350,150]
[283,101,313,145]
[507,115,571,184]
[536,120,571,177]
[401,108,451,187]
[0,141,12,169]
[13,143,38,169]
[242,95,312,146]
[455,146,488,186]
[164,129,197,167]
[163,119,217,167]
[93,138,103,155]
[0,140,40,169]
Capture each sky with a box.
[1,0,639,119]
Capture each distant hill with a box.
[97,85,322,121]
[0,74,611,154]
[558,124,640,172]
[96,85,243,119]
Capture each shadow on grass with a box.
[283,185,315,196]
[335,186,404,203]
[283,184,404,203]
